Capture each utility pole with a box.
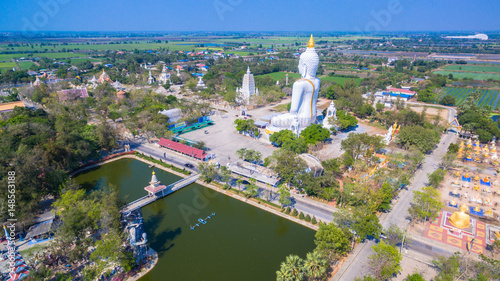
[400,219,411,254]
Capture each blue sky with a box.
[0,0,498,32]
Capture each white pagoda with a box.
[89,76,98,84]
[158,65,171,85]
[197,76,207,89]
[322,101,337,130]
[236,67,258,105]
[97,70,110,83]
[148,71,154,84]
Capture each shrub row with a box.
[134,152,191,175]
[282,207,317,225]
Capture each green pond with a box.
[74,158,316,281]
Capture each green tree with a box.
[302,250,328,280]
[198,162,219,183]
[278,185,292,207]
[409,186,443,222]
[300,124,331,145]
[336,110,358,130]
[270,129,297,146]
[268,149,306,186]
[341,133,384,162]
[276,255,304,281]
[428,169,446,188]
[245,178,259,198]
[314,222,353,260]
[368,240,402,280]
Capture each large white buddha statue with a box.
[269,35,320,132]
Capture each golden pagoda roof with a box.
[307,34,314,48]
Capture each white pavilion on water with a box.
[236,67,258,104]
[144,171,166,197]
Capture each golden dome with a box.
[307,34,315,48]
[448,204,471,229]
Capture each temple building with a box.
[158,65,171,85]
[89,76,98,84]
[33,76,42,87]
[236,67,258,104]
[97,70,111,83]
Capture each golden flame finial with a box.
[307,34,314,48]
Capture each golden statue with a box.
[448,204,471,229]
[486,208,493,215]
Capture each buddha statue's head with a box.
[299,34,320,78]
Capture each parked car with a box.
[184,163,194,168]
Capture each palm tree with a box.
[276,261,294,281]
[286,255,304,281]
[302,250,328,280]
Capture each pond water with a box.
[74,158,316,281]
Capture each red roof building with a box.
[158,138,207,161]
[387,88,417,95]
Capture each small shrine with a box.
[144,171,166,196]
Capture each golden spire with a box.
[307,34,314,48]
[152,171,155,175]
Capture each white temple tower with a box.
[158,65,171,85]
[236,67,258,104]
[149,171,160,188]
[197,76,207,89]
[322,101,337,130]
[148,70,154,84]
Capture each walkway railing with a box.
[122,174,200,214]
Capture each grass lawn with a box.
[444,64,500,73]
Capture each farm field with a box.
[319,75,362,86]
[0,52,87,61]
[17,61,35,70]
[69,58,102,63]
[0,62,17,73]
[443,87,500,110]
[434,71,500,81]
[443,64,500,73]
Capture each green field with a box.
[434,71,500,81]
[18,61,35,69]
[443,64,500,73]
[256,72,302,81]
[0,62,17,73]
[69,58,102,63]
[0,52,87,62]
[319,75,362,86]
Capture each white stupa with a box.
[322,101,337,130]
[148,70,154,84]
[236,67,258,104]
[158,65,171,85]
[197,76,207,89]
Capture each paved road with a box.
[333,105,458,280]
[130,140,336,222]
